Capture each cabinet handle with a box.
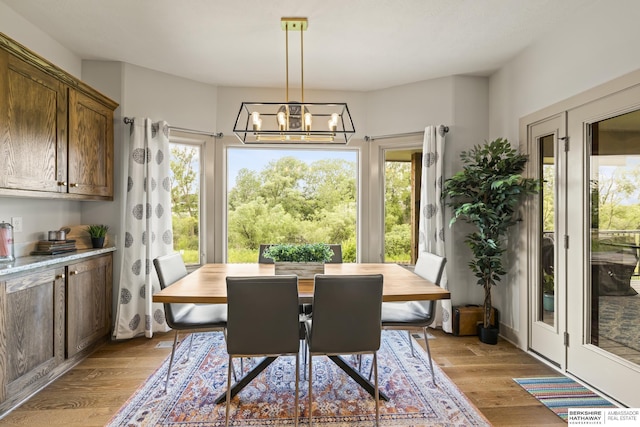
[57,181,67,186]
[69,183,78,188]
[69,270,79,276]
[55,274,65,279]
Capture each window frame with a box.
[168,131,208,270]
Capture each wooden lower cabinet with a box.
[0,253,112,415]
[66,254,112,357]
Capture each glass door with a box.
[566,86,640,407]
[529,113,566,367]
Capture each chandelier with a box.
[233,17,355,144]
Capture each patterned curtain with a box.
[419,125,452,333]
[113,118,173,339]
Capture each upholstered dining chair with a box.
[305,274,384,426]
[225,275,301,427]
[258,244,274,264]
[153,253,228,392]
[327,244,343,263]
[380,251,446,385]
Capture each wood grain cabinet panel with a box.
[0,268,65,405]
[68,89,114,199]
[66,254,112,357]
[0,50,67,193]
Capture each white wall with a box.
[488,0,640,345]
[365,77,454,138]
[0,1,81,77]
[447,76,490,307]
[123,63,218,132]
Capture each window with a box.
[384,148,421,264]
[226,148,357,263]
[169,139,203,266]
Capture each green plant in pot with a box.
[263,243,334,279]
[85,224,109,248]
[443,138,539,344]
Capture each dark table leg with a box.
[214,356,277,404]
[215,354,389,404]
[328,355,389,401]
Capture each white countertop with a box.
[0,246,116,277]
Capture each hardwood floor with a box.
[0,329,566,426]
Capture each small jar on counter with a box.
[0,221,15,263]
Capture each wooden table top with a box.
[152,263,451,304]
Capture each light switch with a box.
[11,217,23,233]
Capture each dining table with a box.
[152,262,451,403]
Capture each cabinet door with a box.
[0,268,65,403]
[66,254,112,357]
[68,89,114,199]
[0,50,67,193]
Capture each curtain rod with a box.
[364,125,449,142]
[123,117,223,138]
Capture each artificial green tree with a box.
[443,138,539,340]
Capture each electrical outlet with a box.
[11,217,23,233]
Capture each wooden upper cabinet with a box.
[0,50,67,193]
[0,33,117,200]
[68,89,113,198]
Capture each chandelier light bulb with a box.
[277,111,287,131]
[251,112,262,131]
[304,112,312,131]
[328,113,339,131]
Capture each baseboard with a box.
[498,321,526,350]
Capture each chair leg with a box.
[423,327,436,386]
[165,330,179,392]
[185,332,195,361]
[225,355,233,427]
[294,353,300,427]
[373,352,379,427]
[222,329,239,382]
[407,330,415,357]
[301,339,307,380]
[308,355,313,427]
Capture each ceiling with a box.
[3,0,595,92]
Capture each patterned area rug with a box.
[599,294,640,352]
[108,330,490,426]
[514,377,617,421]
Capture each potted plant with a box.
[85,224,110,248]
[262,243,334,278]
[443,138,539,344]
[542,271,555,312]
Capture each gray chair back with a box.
[226,275,300,355]
[309,274,383,354]
[153,253,190,328]
[327,244,343,263]
[258,244,274,264]
[412,251,447,318]
[414,251,446,285]
[154,252,188,290]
